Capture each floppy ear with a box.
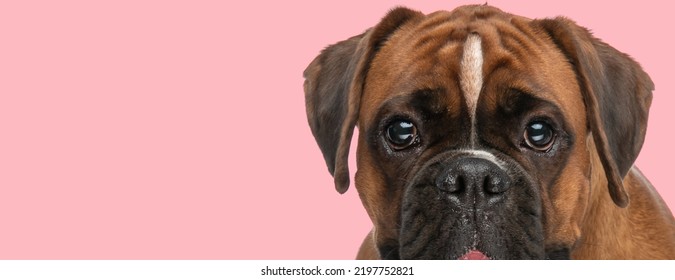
[532,18,654,207]
[303,7,423,193]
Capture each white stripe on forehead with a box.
[459,34,483,145]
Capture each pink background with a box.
[0,0,673,259]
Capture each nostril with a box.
[483,176,492,193]
[457,176,465,193]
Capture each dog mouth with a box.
[378,242,497,260]
[459,250,491,260]
[456,248,568,260]
[381,244,567,260]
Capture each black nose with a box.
[436,157,511,196]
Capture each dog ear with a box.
[303,7,423,193]
[532,18,653,207]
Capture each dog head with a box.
[303,5,652,259]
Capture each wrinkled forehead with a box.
[361,6,584,129]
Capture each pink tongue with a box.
[459,250,490,260]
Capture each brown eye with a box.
[524,121,555,151]
[386,120,418,150]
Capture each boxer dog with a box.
[303,5,675,259]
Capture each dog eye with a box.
[523,121,555,151]
[386,120,418,150]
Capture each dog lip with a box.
[458,250,491,260]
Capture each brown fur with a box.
[304,5,675,259]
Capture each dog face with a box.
[303,5,652,259]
